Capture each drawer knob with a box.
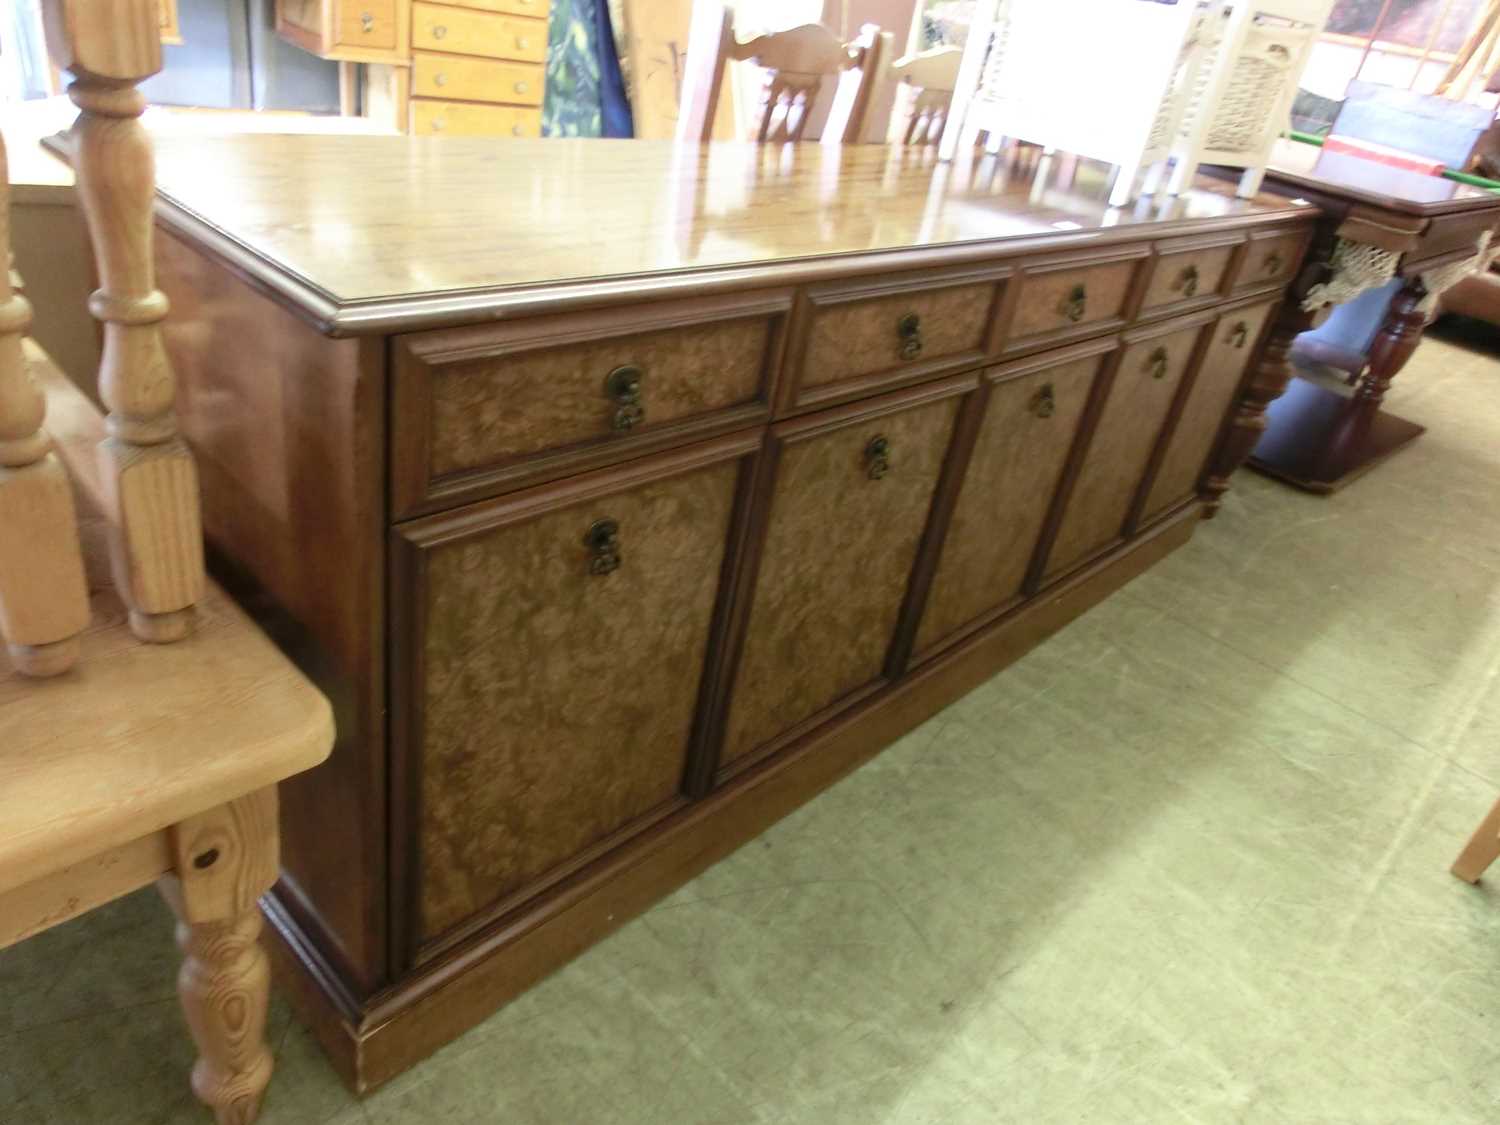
[605,364,645,432]
[434,72,448,87]
[430,118,445,132]
[515,81,529,94]
[1176,264,1199,297]
[359,10,374,31]
[896,311,922,361]
[1229,321,1250,348]
[1263,251,1283,275]
[1031,382,1056,418]
[1146,346,1170,380]
[432,23,447,38]
[517,36,531,50]
[512,124,525,137]
[865,434,892,480]
[1059,284,1087,323]
[584,519,622,576]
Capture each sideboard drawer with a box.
[1005,249,1147,353]
[914,339,1113,659]
[392,292,789,516]
[718,376,971,775]
[1140,299,1277,523]
[1233,229,1306,293]
[1139,235,1240,318]
[412,3,547,61]
[784,269,1007,410]
[1043,314,1210,577]
[392,436,754,954]
[436,0,545,15]
[412,53,543,105]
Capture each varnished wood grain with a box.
[146,136,1316,328]
[410,101,541,138]
[914,346,1108,656]
[400,447,744,944]
[1007,255,1142,343]
[1142,300,1275,522]
[1045,317,1208,578]
[1140,239,1237,314]
[411,3,545,61]
[719,379,966,769]
[410,52,543,105]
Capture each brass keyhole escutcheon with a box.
[1229,321,1249,348]
[360,10,374,31]
[605,364,645,432]
[1060,284,1087,322]
[896,312,922,361]
[1031,383,1056,418]
[1177,264,1199,297]
[1147,346,1170,380]
[585,518,622,575]
[865,435,892,480]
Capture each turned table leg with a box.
[1357,276,1427,410]
[159,788,280,1125]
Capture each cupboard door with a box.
[1140,300,1276,523]
[394,437,752,951]
[1044,316,1208,578]
[718,378,970,772]
[914,343,1111,657]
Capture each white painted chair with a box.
[939,0,1220,207]
[1168,0,1336,197]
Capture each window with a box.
[1307,0,1495,98]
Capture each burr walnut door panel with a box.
[914,342,1114,659]
[717,377,971,774]
[1043,316,1209,579]
[393,437,753,953]
[1140,300,1276,524]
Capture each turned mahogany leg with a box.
[1452,795,1500,884]
[1357,277,1427,410]
[1201,297,1315,518]
[159,788,280,1124]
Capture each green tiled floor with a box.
[7,325,1500,1123]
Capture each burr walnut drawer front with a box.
[1004,250,1148,353]
[391,293,789,516]
[412,3,547,61]
[785,271,1007,410]
[1139,236,1241,317]
[1043,314,1209,579]
[1233,229,1306,293]
[393,437,753,956]
[412,53,543,105]
[335,0,397,49]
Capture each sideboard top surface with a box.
[151,136,1316,334]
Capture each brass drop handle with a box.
[360,11,374,31]
[1263,251,1283,275]
[605,364,645,432]
[1176,264,1199,297]
[1031,382,1056,418]
[865,434,891,480]
[1146,346,1170,380]
[1059,284,1087,323]
[432,23,447,38]
[584,518,621,576]
[1229,321,1249,348]
[896,312,922,361]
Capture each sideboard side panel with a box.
[158,230,389,995]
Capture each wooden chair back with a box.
[0,0,206,677]
[677,5,886,144]
[886,45,963,145]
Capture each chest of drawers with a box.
[148,136,1315,1092]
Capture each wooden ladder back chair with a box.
[0,2,335,1122]
[676,4,886,144]
[886,44,963,145]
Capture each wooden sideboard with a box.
[276,0,549,136]
[144,137,1315,1091]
